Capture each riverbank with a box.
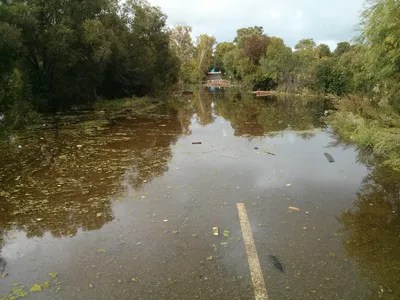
[329,95,400,170]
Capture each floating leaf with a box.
[131,278,137,282]
[117,280,122,284]
[206,256,213,261]
[220,242,228,246]
[288,206,300,212]
[12,282,21,286]
[285,183,292,187]
[163,219,168,222]
[56,286,61,293]
[97,249,107,253]
[41,282,50,289]
[191,234,197,237]
[49,272,58,278]
[223,229,230,237]
[212,227,219,236]
[12,288,27,297]
[172,230,178,234]
[222,202,228,205]
[30,284,42,292]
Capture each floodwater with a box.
[1,91,400,300]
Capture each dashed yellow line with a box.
[237,203,268,300]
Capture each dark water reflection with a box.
[0,90,399,299]
[338,164,400,299]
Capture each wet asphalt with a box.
[1,92,399,299]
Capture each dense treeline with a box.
[0,0,179,120]
[209,0,399,113]
[1,0,399,129]
[170,0,399,114]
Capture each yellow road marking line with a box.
[237,203,268,300]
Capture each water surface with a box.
[1,91,399,299]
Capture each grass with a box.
[329,95,400,170]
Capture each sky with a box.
[149,0,365,50]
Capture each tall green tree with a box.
[360,0,400,110]
[194,34,216,81]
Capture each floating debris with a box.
[288,206,300,212]
[30,284,42,292]
[223,229,230,237]
[213,227,219,236]
[268,255,284,272]
[324,153,335,163]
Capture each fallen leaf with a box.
[13,282,21,286]
[41,282,50,289]
[30,284,42,292]
[97,249,107,253]
[1,273,8,278]
[172,230,178,234]
[285,183,292,187]
[12,288,27,297]
[223,229,230,237]
[220,242,228,246]
[131,278,137,282]
[96,213,102,218]
[213,227,219,236]
[288,206,300,212]
[192,234,197,237]
[49,272,58,278]
[206,256,213,261]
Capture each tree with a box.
[214,42,235,72]
[316,44,332,58]
[0,0,180,114]
[170,25,196,84]
[360,0,400,111]
[316,58,349,95]
[262,37,295,90]
[334,42,351,56]
[194,34,216,81]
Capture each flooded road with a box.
[1,91,400,299]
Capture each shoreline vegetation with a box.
[1,0,399,169]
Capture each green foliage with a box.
[194,34,216,81]
[334,42,351,56]
[0,0,179,116]
[315,58,349,95]
[330,95,400,170]
[360,0,400,111]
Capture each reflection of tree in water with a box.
[192,91,215,126]
[0,234,5,273]
[214,93,326,137]
[337,161,400,299]
[0,109,188,239]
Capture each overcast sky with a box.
[149,0,365,50]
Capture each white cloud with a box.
[150,0,364,47]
